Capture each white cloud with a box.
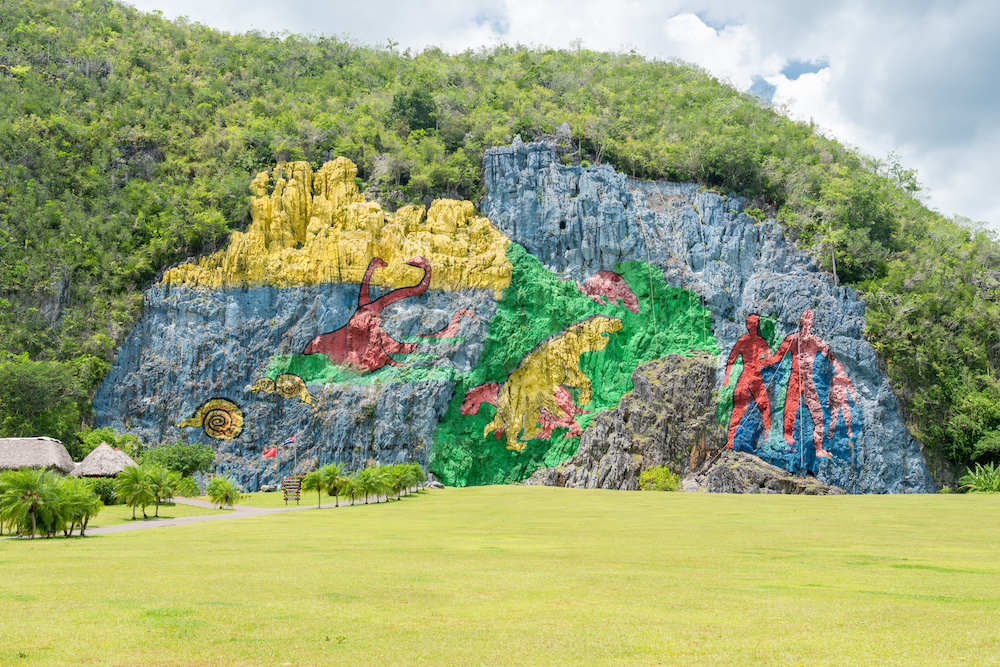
[122,0,1000,228]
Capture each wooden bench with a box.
[281,476,303,506]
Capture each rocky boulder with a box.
[684,449,847,494]
[523,354,725,489]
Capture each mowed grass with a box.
[2,487,1000,666]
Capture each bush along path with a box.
[1,488,427,539]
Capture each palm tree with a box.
[406,463,427,493]
[320,463,346,507]
[0,469,62,538]
[146,466,177,517]
[386,465,406,500]
[343,473,365,506]
[206,476,240,509]
[301,468,324,508]
[409,463,427,490]
[73,481,103,537]
[116,465,155,520]
[0,471,10,536]
[57,477,103,537]
[354,465,391,504]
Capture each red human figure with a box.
[765,309,834,459]
[576,271,640,313]
[723,314,772,449]
[303,256,474,373]
[828,359,857,439]
[461,383,588,440]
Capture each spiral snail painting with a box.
[177,398,245,440]
[246,373,318,409]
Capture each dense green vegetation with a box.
[1,0,999,476]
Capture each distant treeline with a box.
[1,0,998,476]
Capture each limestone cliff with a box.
[93,142,935,493]
[482,139,934,493]
[162,158,511,295]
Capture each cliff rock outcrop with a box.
[685,450,847,495]
[93,141,935,493]
[523,354,724,490]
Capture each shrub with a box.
[86,477,118,505]
[141,441,215,477]
[174,476,201,498]
[638,466,680,491]
[206,476,241,509]
[959,462,1000,493]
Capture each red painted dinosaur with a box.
[303,256,474,373]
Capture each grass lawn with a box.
[2,487,999,665]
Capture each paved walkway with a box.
[2,491,414,538]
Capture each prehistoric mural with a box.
[467,315,623,452]
[428,245,718,486]
[247,374,318,409]
[721,310,859,471]
[302,256,475,373]
[177,398,244,440]
[93,149,936,494]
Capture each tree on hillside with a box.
[0,357,84,446]
[141,441,215,477]
[75,426,143,462]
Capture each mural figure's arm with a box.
[762,336,792,367]
[723,340,745,386]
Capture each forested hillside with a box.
[1,0,998,476]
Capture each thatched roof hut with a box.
[0,437,76,474]
[71,442,138,477]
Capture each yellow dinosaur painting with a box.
[484,315,623,452]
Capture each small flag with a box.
[282,436,296,447]
[262,447,277,458]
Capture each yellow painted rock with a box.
[162,159,512,295]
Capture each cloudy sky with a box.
[126,0,999,229]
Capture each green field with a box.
[3,487,999,665]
